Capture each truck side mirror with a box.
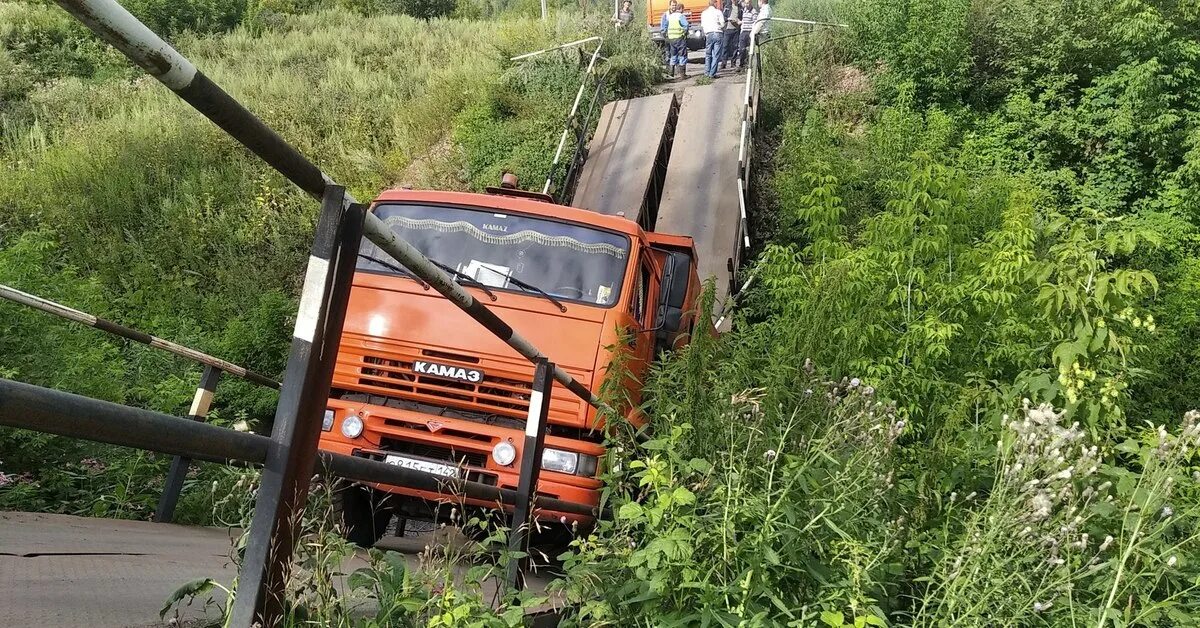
[660,304,684,334]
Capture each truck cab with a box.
[318,189,700,545]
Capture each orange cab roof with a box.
[372,189,645,238]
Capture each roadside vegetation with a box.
[2,0,1199,626]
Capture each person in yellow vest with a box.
[660,1,690,78]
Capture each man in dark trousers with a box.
[661,0,690,78]
[737,0,755,69]
[720,0,742,70]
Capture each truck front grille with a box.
[356,354,531,417]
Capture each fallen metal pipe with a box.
[52,0,607,413]
[0,377,604,518]
[0,283,280,390]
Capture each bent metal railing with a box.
[0,283,279,523]
[0,1,621,625]
[511,36,607,198]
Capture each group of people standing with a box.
[658,0,770,79]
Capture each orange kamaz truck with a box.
[318,90,740,546]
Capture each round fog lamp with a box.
[340,414,364,439]
[492,441,517,466]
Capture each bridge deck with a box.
[0,511,553,627]
[656,81,745,313]
[570,92,677,225]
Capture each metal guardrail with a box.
[0,284,279,389]
[0,377,598,518]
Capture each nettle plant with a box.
[557,367,906,627]
[914,402,1200,626]
[760,145,1161,436]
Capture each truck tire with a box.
[331,481,393,547]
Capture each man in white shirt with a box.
[752,0,771,40]
[700,0,726,78]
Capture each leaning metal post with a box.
[154,364,222,523]
[229,187,364,627]
[506,359,554,593]
[53,0,607,415]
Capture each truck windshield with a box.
[358,203,631,307]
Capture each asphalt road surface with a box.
[0,511,554,627]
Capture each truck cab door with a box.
[646,234,701,353]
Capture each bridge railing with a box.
[512,36,609,199]
[720,16,847,326]
[0,283,281,523]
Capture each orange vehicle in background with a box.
[317,187,702,545]
[648,0,719,50]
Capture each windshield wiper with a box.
[357,253,496,301]
[424,258,498,301]
[476,266,567,312]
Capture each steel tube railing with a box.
[0,377,603,518]
[53,0,607,414]
[523,38,606,196]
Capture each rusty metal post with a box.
[154,364,222,523]
[228,186,364,628]
[506,359,554,593]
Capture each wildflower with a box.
[1030,491,1053,520]
[233,420,250,432]
[764,449,777,462]
[863,386,875,396]
[1019,526,1032,537]
[1098,481,1112,492]
[1033,601,1053,612]
[1099,535,1114,551]
[949,492,957,503]
[965,491,977,501]
[804,388,813,396]
[1168,555,1178,567]
[1160,505,1173,519]
[850,377,861,388]
[1047,557,1064,567]
[1193,471,1200,483]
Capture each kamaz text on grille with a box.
[412,360,484,383]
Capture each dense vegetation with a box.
[2,0,1199,626]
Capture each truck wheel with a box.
[331,481,393,547]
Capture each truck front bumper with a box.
[318,399,604,524]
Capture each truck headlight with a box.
[340,414,364,439]
[322,409,335,432]
[541,448,578,474]
[542,449,600,476]
[492,441,517,466]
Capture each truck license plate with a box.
[384,455,459,478]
